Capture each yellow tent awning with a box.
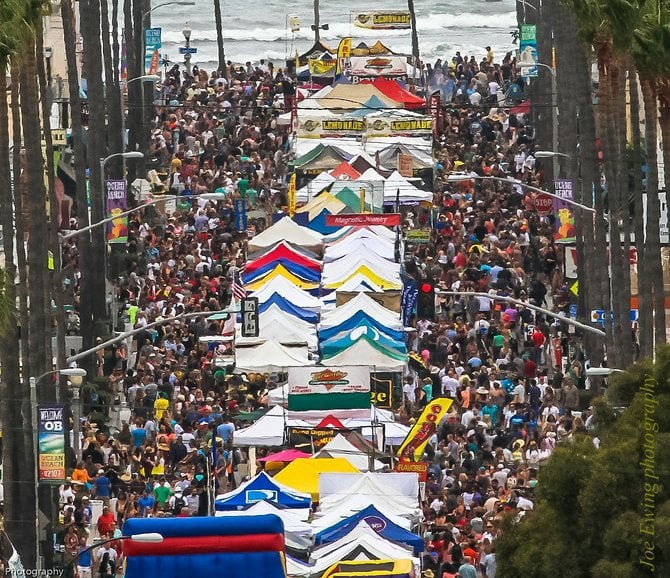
[244,264,320,291]
[274,457,359,501]
[323,265,402,291]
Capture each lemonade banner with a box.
[298,117,366,138]
[366,114,433,138]
[397,398,453,461]
[106,179,128,243]
[353,11,411,30]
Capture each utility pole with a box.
[313,0,320,43]
[408,0,420,84]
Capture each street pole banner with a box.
[553,179,576,243]
[105,179,128,243]
[38,405,66,482]
[401,276,418,326]
[396,398,453,461]
[519,24,538,78]
[288,173,297,217]
[144,27,162,75]
[234,198,247,232]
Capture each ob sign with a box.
[38,405,66,481]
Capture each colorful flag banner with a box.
[105,179,128,243]
[519,24,538,78]
[144,27,162,75]
[397,398,453,461]
[38,405,66,482]
[553,179,576,243]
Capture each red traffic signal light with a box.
[420,282,433,293]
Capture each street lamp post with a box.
[30,367,87,570]
[183,22,192,75]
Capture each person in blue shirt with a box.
[76,536,93,578]
[93,470,111,504]
[216,414,235,448]
[138,490,156,517]
[131,420,147,448]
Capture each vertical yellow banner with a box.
[288,173,297,217]
[335,37,352,76]
[396,398,453,461]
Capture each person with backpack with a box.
[169,487,187,516]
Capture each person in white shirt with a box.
[441,370,459,398]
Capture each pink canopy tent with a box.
[257,449,313,462]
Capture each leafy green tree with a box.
[497,346,670,577]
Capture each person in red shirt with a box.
[531,327,546,365]
[96,505,116,538]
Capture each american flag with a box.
[232,266,247,301]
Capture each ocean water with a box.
[148,0,518,72]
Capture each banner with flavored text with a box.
[335,37,352,76]
[105,179,128,243]
[287,366,371,411]
[396,398,453,461]
[353,11,411,29]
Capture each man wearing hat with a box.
[93,469,111,506]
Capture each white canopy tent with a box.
[234,340,313,372]
[296,172,336,203]
[314,433,384,472]
[383,170,433,204]
[248,217,323,254]
[322,224,396,244]
[235,405,410,447]
[251,275,323,310]
[321,257,401,287]
[320,293,402,330]
[311,495,415,530]
[324,339,405,371]
[215,500,314,549]
[236,317,318,348]
[323,235,395,263]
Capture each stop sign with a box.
[534,193,554,215]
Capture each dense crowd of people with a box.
[57,47,593,578]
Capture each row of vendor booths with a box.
[215,470,424,577]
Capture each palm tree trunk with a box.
[630,69,652,359]
[642,76,664,352]
[62,0,94,380]
[80,0,109,341]
[0,67,33,572]
[553,2,602,365]
[10,60,29,385]
[214,0,226,75]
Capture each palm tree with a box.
[213,0,225,75]
[0,0,37,565]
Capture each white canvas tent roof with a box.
[356,168,386,182]
[383,171,433,204]
[312,495,414,530]
[324,235,395,263]
[248,217,323,254]
[297,172,336,203]
[214,499,312,532]
[235,405,309,447]
[324,339,405,371]
[310,522,415,561]
[321,256,401,285]
[320,293,401,330]
[323,225,396,243]
[314,433,383,472]
[251,276,322,310]
[319,472,419,507]
[234,340,313,372]
[235,319,318,348]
